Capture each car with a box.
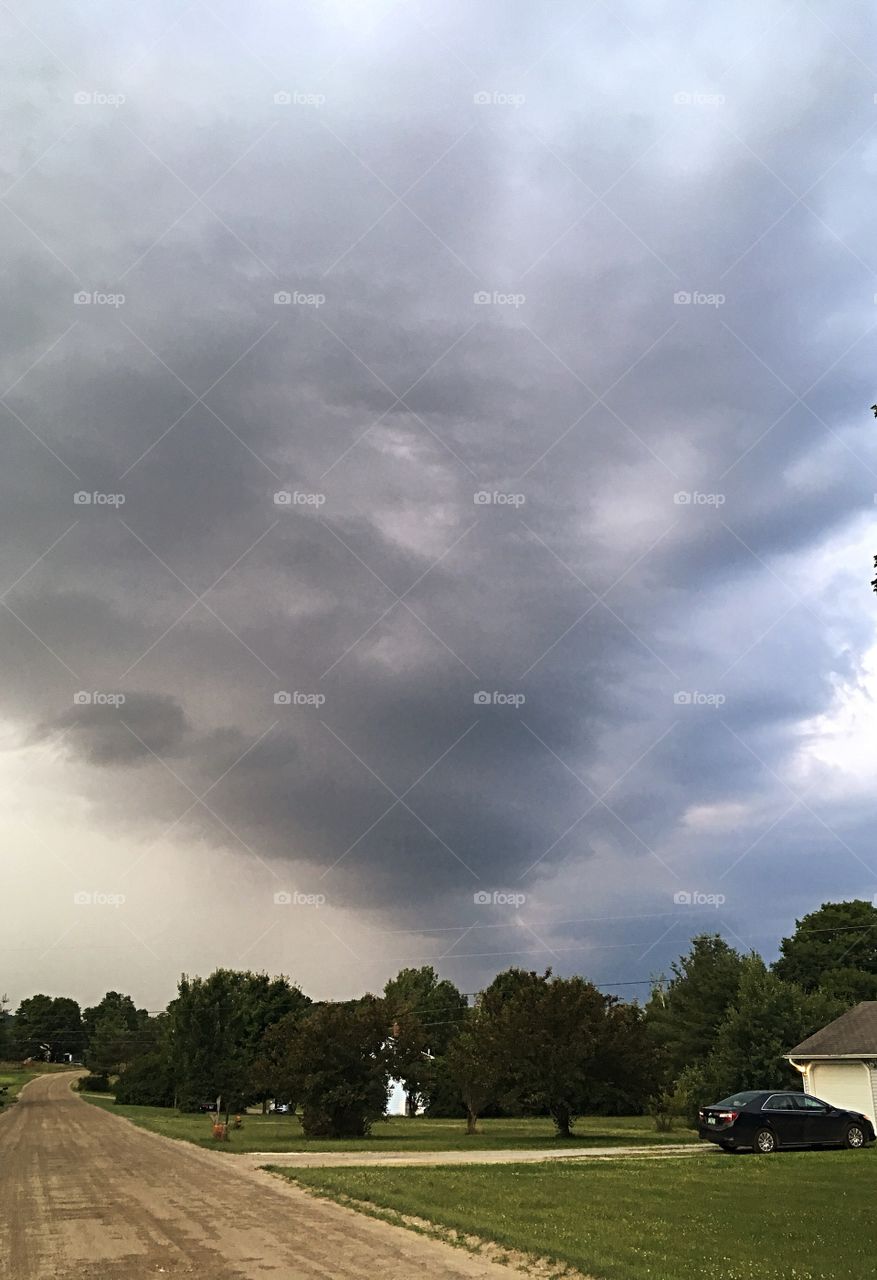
[698,1089,875,1153]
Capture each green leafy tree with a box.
[14,995,82,1061]
[774,900,877,993]
[383,966,468,1114]
[442,1004,505,1133]
[645,935,745,1081]
[710,955,841,1092]
[281,997,389,1138]
[488,969,616,1138]
[169,970,308,1114]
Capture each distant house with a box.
[786,1002,877,1127]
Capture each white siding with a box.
[808,1061,874,1127]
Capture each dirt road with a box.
[238,1142,708,1168]
[0,1073,518,1280]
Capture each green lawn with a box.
[81,1096,695,1153]
[282,1151,877,1280]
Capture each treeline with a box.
[3,898,875,1136]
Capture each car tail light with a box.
[717,1110,738,1122]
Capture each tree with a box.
[280,997,389,1138]
[710,956,841,1093]
[114,1052,175,1107]
[442,1004,505,1134]
[774,900,877,993]
[169,970,309,1114]
[383,966,468,1115]
[488,969,616,1138]
[645,935,745,1081]
[14,995,82,1061]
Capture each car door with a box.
[761,1093,808,1145]
[799,1094,843,1145]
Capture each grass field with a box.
[81,1096,696,1153]
[282,1150,877,1280]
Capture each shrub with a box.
[114,1052,175,1107]
[77,1073,111,1093]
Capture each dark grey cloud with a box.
[2,0,877,1005]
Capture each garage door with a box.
[809,1062,874,1126]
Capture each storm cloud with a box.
[3,0,877,1007]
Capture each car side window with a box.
[799,1096,828,1111]
[763,1094,796,1110]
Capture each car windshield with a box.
[711,1091,763,1108]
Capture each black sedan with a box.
[698,1090,875,1153]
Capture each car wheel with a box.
[753,1127,778,1154]
[845,1124,866,1149]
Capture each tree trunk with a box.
[465,1105,479,1135]
[554,1103,573,1138]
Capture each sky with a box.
[3,0,877,1012]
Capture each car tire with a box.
[753,1127,778,1154]
[719,1142,742,1154]
[844,1124,866,1149]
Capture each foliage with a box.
[76,1072,111,1092]
[280,996,390,1137]
[644,934,745,1082]
[114,1051,176,1107]
[774,899,877,993]
[13,994,83,1061]
[383,966,468,1114]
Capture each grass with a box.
[281,1150,877,1280]
[80,1096,696,1153]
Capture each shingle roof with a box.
[786,1002,877,1058]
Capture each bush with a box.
[77,1073,111,1093]
[114,1053,175,1108]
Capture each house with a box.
[785,1001,877,1127]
